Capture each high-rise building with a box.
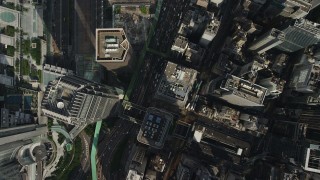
[95,28,132,71]
[303,144,320,173]
[249,28,285,54]
[258,76,286,97]
[137,108,172,149]
[204,74,268,107]
[276,19,320,52]
[289,62,320,93]
[42,75,123,138]
[264,0,312,19]
[199,18,220,47]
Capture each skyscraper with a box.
[95,28,132,71]
[41,75,123,138]
[203,74,268,107]
[276,19,320,52]
[249,28,285,54]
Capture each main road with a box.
[97,120,134,180]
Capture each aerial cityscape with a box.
[1,0,320,180]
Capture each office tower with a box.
[303,144,320,173]
[249,28,285,54]
[264,0,312,19]
[42,75,123,138]
[276,19,320,52]
[95,28,132,71]
[42,64,74,86]
[258,76,286,97]
[199,18,220,47]
[289,62,320,93]
[204,74,268,107]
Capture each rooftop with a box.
[290,62,320,92]
[220,74,268,105]
[137,108,173,149]
[42,76,123,126]
[156,61,197,107]
[113,4,152,46]
[96,28,130,62]
[171,35,188,53]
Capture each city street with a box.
[97,120,134,180]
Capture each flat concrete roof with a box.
[96,28,129,62]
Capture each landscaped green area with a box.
[110,136,129,173]
[4,25,15,37]
[30,39,41,65]
[6,45,15,57]
[15,59,19,73]
[22,38,31,55]
[140,5,148,14]
[53,137,82,179]
[20,59,30,75]
[114,5,121,14]
[38,70,42,83]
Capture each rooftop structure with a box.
[185,42,205,63]
[42,76,123,137]
[259,76,286,96]
[42,64,74,86]
[303,144,320,173]
[237,60,266,80]
[171,35,188,54]
[205,74,268,107]
[276,19,320,52]
[289,62,320,93]
[249,28,285,54]
[95,28,131,69]
[127,145,148,180]
[210,0,224,7]
[192,123,251,157]
[178,10,206,37]
[113,4,152,46]
[155,61,197,108]
[126,170,143,180]
[137,108,173,149]
[199,18,220,47]
[263,0,312,19]
[196,0,209,9]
